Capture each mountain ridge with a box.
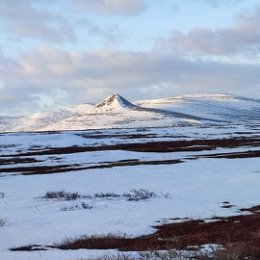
[1,93,259,132]
[90,93,137,113]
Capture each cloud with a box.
[1,1,259,116]
[73,0,146,16]
[77,19,125,47]
[0,45,260,115]
[0,0,76,43]
[157,6,260,58]
[194,0,244,8]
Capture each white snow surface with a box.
[0,123,260,259]
[136,93,260,122]
[1,93,259,132]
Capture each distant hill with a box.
[1,93,259,132]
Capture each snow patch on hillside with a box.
[0,93,259,133]
[136,93,260,122]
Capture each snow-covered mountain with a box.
[91,93,137,113]
[39,94,174,131]
[136,93,260,122]
[1,93,259,132]
[0,103,94,132]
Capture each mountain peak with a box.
[93,93,136,112]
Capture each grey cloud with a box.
[77,19,125,47]
[193,0,244,8]
[1,46,260,115]
[73,0,146,16]
[157,7,260,57]
[171,4,179,13]
[0,0,76,43]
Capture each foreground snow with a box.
[1,159,260,259]
[1,159,260,260]
[0,124,259,260]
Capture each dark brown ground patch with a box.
[2,136,260,158]
[0,159,182,175]
[12,206,260,259]
[53,209,260,258]
[0,157,40,165]
[192,150,260,159]
[2,135,259,175]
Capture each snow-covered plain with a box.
[0,122,260,260]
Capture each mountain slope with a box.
[0,103,94,132]
[91,94,137,113]
[136,93,260,122]
[39,94,176,131]
[1,93,259,132]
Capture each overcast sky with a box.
[1,0,260,115]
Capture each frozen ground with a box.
[0,123,260,260]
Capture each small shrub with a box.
[123,189,156,201]
[94,190,160,201]
[81,202,93,209]
[55,233,130,250]
[61,202,92,211]
[42,189,168,202]
[43,191,81,201]
[0,217,7,227]
[92,253,134,260]
[94,192,121,198]
[212,243,248,260]
[60,205,76,211]
[93,247,248,260]
[138,249,195,260]
[42,189,169,208]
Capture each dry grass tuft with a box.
[0,217,7,227]
[43,191,81,201]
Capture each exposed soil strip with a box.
[78,133,158,139]
[191,150,260,159]
[0,164,81,175]
[0,159,182,175]
[11,245,47,251]
[2,136,260,157]
[0,157,40,165]
[3,148,260,176]
[2,136,259,175]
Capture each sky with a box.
[1,0,260,116]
